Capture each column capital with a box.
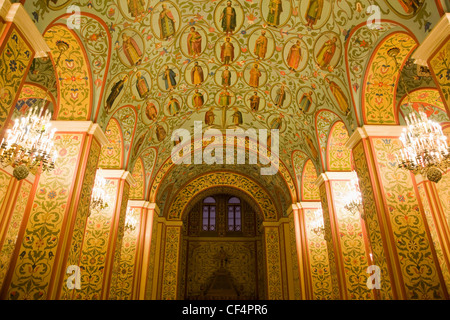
[2,2,50,58]
[315,171,356,187]
[297,202,322,210]
[346,125,405,150]
[412,13,450,66]
[50,121,109,146]
[100,169,136,186]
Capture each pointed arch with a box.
[291,150,309,201]
[111,105,138,169]
[129,157,145,200]
[301,159,320,201]
[326,121,352,172]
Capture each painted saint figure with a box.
[326,78,350,115]
[398,0,422,14]
[205,108,216,126]
[270,116,282,130]
[286,40,302,71]
[127,0,146,18]
[267,0,283,27]
[159,3,176,39]
[135,72,149,99]
[254,30,268,59]
[145,101,158,121]
[167,96,181,116]
[274,83,287,108]
[219,89,232,107]
[106,75,128,112]
[162,65,177,90]
[316,37,338,69]
[221,37,235,65]
[187,26,202,57]
[232,107,243,126]
[156,125,167,142]
[249,91,261,111]
[191,62,204,86]
[122,33,143,66]
[249,63,262,88]
[299,91,313,113]
[304,132,318,159]
[305,0,324,28]
[222,66,232,86]
[192,89,205,108]
[219,1,237,34]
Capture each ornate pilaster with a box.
[0,121,107,300]
[346,125,449,300]
[316,172,375,300]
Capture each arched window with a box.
[227,197,241,232]
[202,197,216,231]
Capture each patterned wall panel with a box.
[161,226,181,300]
[436,172,450,230]
[0,28,33,133]
[363,33,417,125]
[0,180,32,289]
[327,121,352,171]
[264,226,283,300]
[302,160,320,201]
[98,118,123,169]
[7,133,83,300]
[429,37,450,112]
[129,157,145,200]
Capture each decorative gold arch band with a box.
[148,137,298,203]
[166,171,278,221]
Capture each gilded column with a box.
[297,201,333,300]
[0,167,35,289]
[72,169,133,300]
[0,1,49,137]
[316,171,375,300]
[415,174,450,293]
[0,121,107,300]
[346,126,449,300]
[160,219,182,300]
[412,13,450,117]
[261,221,284,300]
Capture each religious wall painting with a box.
[131,69,152,101]
[216,36,240,65]
[267,113,286,133]
[243,62,267,89]
[187,88,208,110]
[158,63,180,92]
[214,64,238,88]
[260,0,292,28]
[105,72,129,113]
[245,90,266,112]
[117,0,149,21]
[214,0,245,35]
[164,94,183,117]
[216,88,236,108]
[297,86,316,114]
[398,89,449,124]
[324,76,351,116]
[384,0,425,18]
[185,60,209,87]
[180,25,208,58]
[314,32,342,71]
[150,1,181,40]
[205,107,217,127]
[283,38,308,72]
[155,122,169,143]
[303,130,319,160]
[248,28,275,61]
[142,99,159,124]
[117,29,145,68]
[46,0,72,10]
[271,82,292,109]
[299,0,332,30]
[230,107,244,127]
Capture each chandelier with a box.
[90,169,109,215]
[388,47,450,183]
[311,208,325,236]
[344,173,364,217]
[0,107,57,180]
[124,208,138,232]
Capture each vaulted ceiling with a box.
[20,0,445,213]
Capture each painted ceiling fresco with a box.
[20,0,446,213]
